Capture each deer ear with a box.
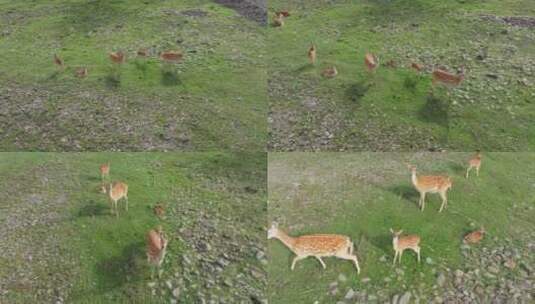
[389,228,394,234]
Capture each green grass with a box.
[268,0,535,151]
[0,0,266,151]
[0,152,266,303]
[267,152,535,303]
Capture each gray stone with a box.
[338,273,347,282]
[437,273,446,287]
[344,288,355,300]
[399,292,411,304]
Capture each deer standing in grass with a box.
[160,50,183,63]
[106,182,128,217]
[390,229,421,265]
[408,164,452,212]
[273,12,285,27]
[431,67,465,96]
[99,163,110,181]
[109,51,125,64]
[465,151,482,178]
[146,226,168,278]
[364,53,378,73]
[268,223,360,273]
[321,66,338,78]
[308,44,316,65]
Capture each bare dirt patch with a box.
[481,15,535,28]
[213,0,267,25]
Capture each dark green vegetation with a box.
[0,0,266,151]
[268,153,535,303]
[0,152,267,303]
[268,0,535,151]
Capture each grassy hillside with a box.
[0,152,267,303]
[268,0,535,151]
[0,0,266,151]
[268,152,535,303]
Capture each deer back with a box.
[294,234,350,255]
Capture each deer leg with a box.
[125,195,129,211]
[439,192,447,212]
[399,250,404,264]
[476,166,480,177]
[466,166,471,178]
[315,256,326,269]
[291,255,306,271]
[420,192,426,211]
[415,247,421,263]
[393,251,398,265]
[114,200,119,218]
[338,253,361,274]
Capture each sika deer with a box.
[432,67,464,87]
[321,66,338,78]
[408,165,452,212]
[273,12,284,27]
[364,53,378,72]
[159,51,183,62]
[106,182,128,217]
[464,227,485,244]
[75,67,88,78]
[153,203,165,219]
[308,44,316,65]
[465,151,482,178]
[146,226,168,278]
[268,223,360,273]
[390,229,421,265]
[99,163,110,181]
[109,51,125,64]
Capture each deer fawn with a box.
[364,53,378,72]
[153,203,165,219]
[321,66,338,78]
[109,51,125,64]
[308,44,316,65]
[268,223,360,273]
[106,182,128,217]
[99,163,110,181]
[432,67,464,87]
[146,226,168,278]
[464,227,485,244]
[160,51,183,62]
[390,229,421,265]
[408,165,452,212]
[75,67,88,78]
[465,151,482,178]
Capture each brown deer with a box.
[159,51,183,62]
[390,229,421,265]
[364,53,378,72]
[308,44,317,65]
[109,51,125,64]
[464,227,485,244]
[268,223,360,273]
[465,151,482,178]
[275,11,290,17]
[137,48,149,57]
[53,54,64,69]
[75,67,88,78]
[321,66,338,78]
[408,164,452,212]
[432,67,464,87]
[146,226,168,278]
[411,62,424,72]
[153,203,165,219]
[99,163,110,181]
[106,182,128,217]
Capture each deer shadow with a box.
[293,64,315,74]
[370,233,393,257]
[449,162,466,175]
[95,241,145,292]
[418,94,449,127]
[345,81,370,103]
[385,184,419,207]
[160,69,181,86]
[77,200,107,217]
[104,74,121,89]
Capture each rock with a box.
[166,280,173,289]
[147,282,156,288]
[172,287,180,298]
[454,269,464,277]
[361,277,371,283]
[504,259,516,269]
[392,294,399,304]
[338,273,347,282]
[437,273,446,287]
[488,265,499,274]
[379,255,387,262]
[426,257,434,264]
[399,292,411,304]
[345,288,355,300]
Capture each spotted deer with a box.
[273,12,284,27]
[99,163,110,181]
[390,229,421,265]
[146,226,168,278]
[106,182,128,217]
[321,66,338,78]
[268,223,360,273]
[464,227,485,244]
[364,53,378,72]
[160,50,183,62]
[465,151,482,178]
[408,164,452,212]
[432,67,464,87]
[109,51,125,64]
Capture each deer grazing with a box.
[364,53,378,72]
[99,163,110,181]
[432,67,464,87]
[464,227,485,244]
[75,67,88,78]
[267,223,360,273]
[146,226,168,278]
[109,51,126,64]
[321,66,338,78]
[411,62,424,72]
[390,229,421,265]
[465,151,482,178]
[308,44,316,65]
[105,182,128,217]
[160,50,183,63]
[408,164,452,212]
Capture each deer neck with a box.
[411,171,418,187]
[275,230,297,253]
[392,236,399,250]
